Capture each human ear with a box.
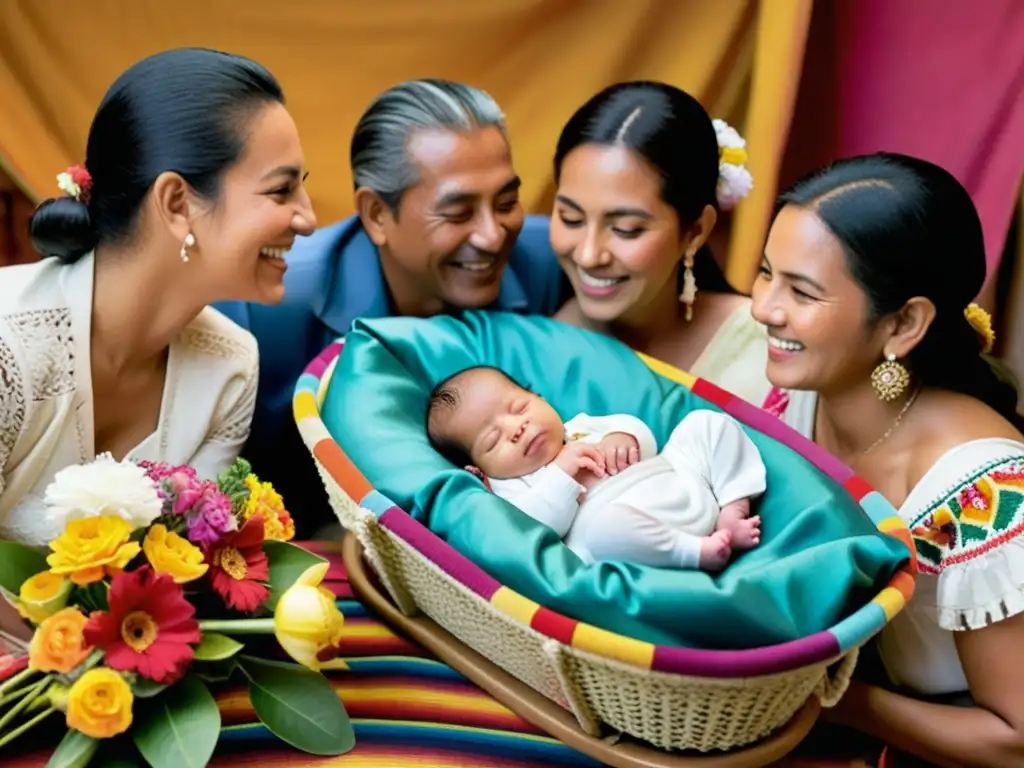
[355,187,394,247]
[680,204,719,260]
[884,297,936,359]
[151,171,195,244]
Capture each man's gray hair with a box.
[350,78,506,211]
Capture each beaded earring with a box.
[679,253,697,322]
[870,353,910,402]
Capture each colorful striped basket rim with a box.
[294,340,917,679]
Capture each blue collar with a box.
[314,217,529,336]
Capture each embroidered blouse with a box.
[776,388,1024,695]
[0,253,259,547]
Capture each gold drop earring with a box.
[870,353,910,402]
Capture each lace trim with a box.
[179,326,255,363]
[0,335,26,479]
[206,369,256,444]
[6,309,75,401]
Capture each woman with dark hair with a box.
[551,81,769,404]
[753,152,1024,767]
[0,48,316,556]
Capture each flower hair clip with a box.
[712,119,753,210]
[964,302,995,354]
[56,164,92,203]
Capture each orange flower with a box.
[29,607,93,673]
[243,475,294,541]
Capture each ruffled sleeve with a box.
[905,441,1024,631]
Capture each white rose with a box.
[716,163,754,210]
[44,453,163,531]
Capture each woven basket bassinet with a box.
[294,340,918,753]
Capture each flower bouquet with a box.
[0,454,354,767]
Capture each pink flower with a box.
[184,485,237,545]
[172,479,209,516]
[138,461,197,504]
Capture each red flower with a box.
[84,566,200,685]
[205,516,269,612]
[68,165,92,192]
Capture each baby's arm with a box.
[564,414,658,459]
[490,466,584,538]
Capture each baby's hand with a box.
[597,432,640,475]
[554,442,606,481]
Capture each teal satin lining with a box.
[322,311,909,649]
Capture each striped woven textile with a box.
[5,541,604,767]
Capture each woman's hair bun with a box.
[29,196,100,263]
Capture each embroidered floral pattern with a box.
[911,457,1024,574]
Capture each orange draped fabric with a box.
[0,0,810,287]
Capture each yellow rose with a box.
[66,667,133,739]
[273,562,347,671]
[16,571,72,624]
[142,524,208,583]
[47,516,141,586]
[29,607,93,673]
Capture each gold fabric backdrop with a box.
[0,0,810,290]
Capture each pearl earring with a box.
[180,232,195,263]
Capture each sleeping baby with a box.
[426,366,767,572]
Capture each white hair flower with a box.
[711,118,753,210]
[45,453,163,532]
[56,172,81,200]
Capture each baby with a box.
[426,366,766,572]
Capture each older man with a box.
[216,79,566,535]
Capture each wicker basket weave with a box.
[295,341,917,753]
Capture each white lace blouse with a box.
[0,253,259,546]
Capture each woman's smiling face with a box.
[751,204,885,394]
[550,144,687,324]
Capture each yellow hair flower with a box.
[719,146,748,166]
[964,302,995,354]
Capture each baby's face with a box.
[445,372,565,479]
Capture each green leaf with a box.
[263,542,326,610]
[0,541,49,593]
[72,581,109,613]
[237,655,353,756]
[132,675,220,768]
[44,728,100,768]
[194,659,237,685]
[91,737,147,767]
[130,676,168,699]
[193,632,244,662]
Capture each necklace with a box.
[861,388,920,458]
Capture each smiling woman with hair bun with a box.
[0,48,316,568]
